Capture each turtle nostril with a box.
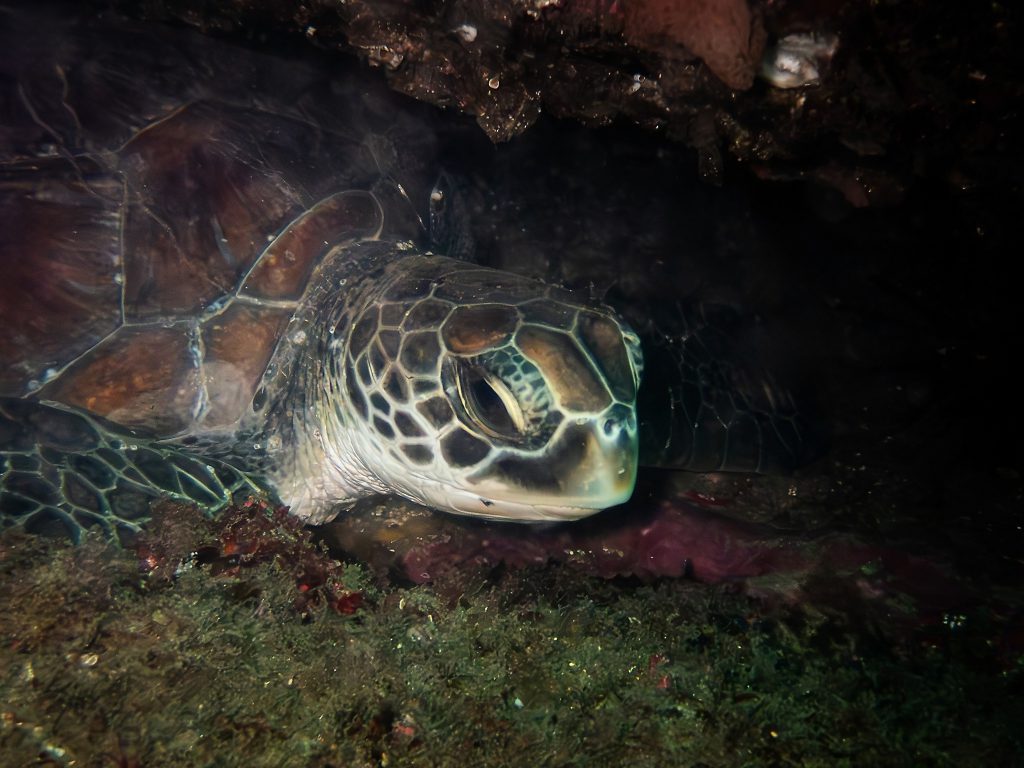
[602,405,636,437]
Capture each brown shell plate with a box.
[0,31,444,436]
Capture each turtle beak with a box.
[554,405,638,509]
[464,404,639,521]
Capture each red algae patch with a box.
[136,498,364,617]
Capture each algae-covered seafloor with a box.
[1,499,1021,767]
[3,0,1024,765]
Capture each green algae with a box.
[1,522,1021,768]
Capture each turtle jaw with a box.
[441,417,640,523]
[443,497,620,523]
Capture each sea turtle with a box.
[0,5,811,542]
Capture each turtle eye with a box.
[457,365,526,439]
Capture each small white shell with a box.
[761,33,840,89]
[453,24,477,43]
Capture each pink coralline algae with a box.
[395,497,971,618]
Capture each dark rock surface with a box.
[127,0,1020,204]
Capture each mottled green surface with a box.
[1,508,1021,768]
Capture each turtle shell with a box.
[0,9,440,438]
[0,104,389,436]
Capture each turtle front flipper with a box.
[636,304,821,474]
[0,399,269,543]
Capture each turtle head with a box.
[337,256,643,522]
